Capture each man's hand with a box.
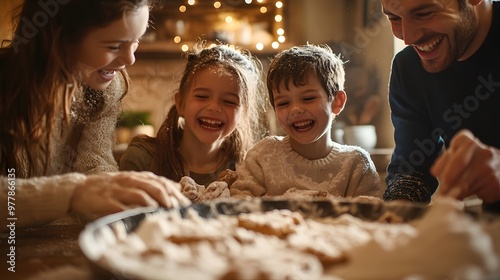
[431,129,500,203]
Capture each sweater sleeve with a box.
[346,150,384,198]
[230,141,268,198]
[384,52,439,203]
[0,173,86,228]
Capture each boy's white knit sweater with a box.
[230,136,383,199]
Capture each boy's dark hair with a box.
[266,44,345,108]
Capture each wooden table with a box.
[0,218,95,280]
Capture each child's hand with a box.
[198,181,230,202]
[217,169,238,187]
[179,176,205,202]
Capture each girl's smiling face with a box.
[273,71,338,145]
[75,6,149,90]
[178,65,243,146]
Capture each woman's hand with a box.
[69,171,191,219]
[431,129,500,203]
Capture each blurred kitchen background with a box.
[1,0,407,174]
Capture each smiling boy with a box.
[230,44,383,199]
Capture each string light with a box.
[170,0,286,52]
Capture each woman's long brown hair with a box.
[0,0,153,176]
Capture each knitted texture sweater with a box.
[0,75,125,227]
[0,173,86,228]
[38,75,125,176]
[230,136,383,198]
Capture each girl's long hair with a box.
[0,0,153,176]
[149,41,266,182]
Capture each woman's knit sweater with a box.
[0,75,126,227]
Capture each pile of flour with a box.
[329,198,500,279]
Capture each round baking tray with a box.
[79,197,427,279]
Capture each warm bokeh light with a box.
[167,0,286,52]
